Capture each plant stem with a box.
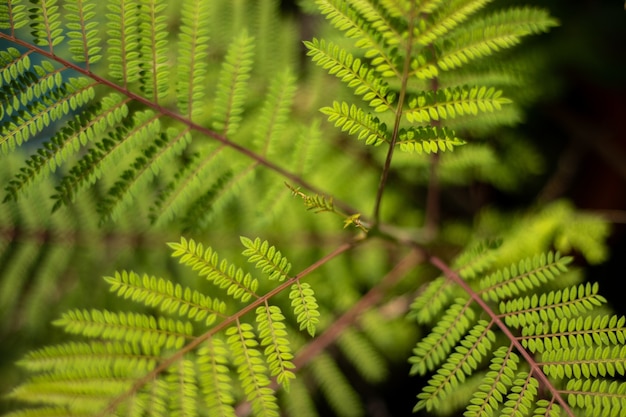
[371,4,417,227]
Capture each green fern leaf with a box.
[414,0,493,46]
[479,251,573,303]
[98,128,191,222]
[405,85,511,124]
[500,282,607,328]
[104,270,226,326]
[409,299,475,375]
[0,1,28,31]
[407,276,459,324]
[289,281,320,337]
[500,372,538,417]
[175,0,210,119]
[397,126,465,154]
[198,337,236,417]
[168,237,259,303]
[464,346,520,417]
[212,30,255,136]
[337,327,389,383]
[27,0,65,49]
[437,7,558,71]
[1,75,95,154]
[452,240,501,280]
[51,109,160,211]
[53,309,193,350]
[17,341,159,374]
[313,0,397,71]
[304,38,396,112]
[565,378,626,417]
[64,0,102,65]
[310,353,364,417]
[135,0,170,104]
[320,101,389,145]
[541,345,626,380]
[106,0,142,85]
[254,68,298,152]
[521,315,626,354]
[256,304,296,391]
[4,93,129,202]
[415,319,497,412]
[241,236,292,282]
[227,322,279,417]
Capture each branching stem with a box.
[95,240,357,417]
[429,255,576,417]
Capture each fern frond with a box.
[253,68,297,155]
[313,0,398,74]
[540,345,626,380]
[104,270,226,326]
[521,315,626,354]
[479,252,573,303]
[241,236,292,282]
[212,30,255,136]
[166,359,198,417]
[53,309,193,349]
[227,322,279,416]
[17,341,158,374]
[51,109,161,210]
[175,0,210,119]
[106,0,141,85]
[414,0,493,46]
[289,281,320,337]
[0,1,28,32]
[320,101,389,145]
[437,7,558,71]
[564,378,626,417]
[348,0,405,48]
[256,304,296,391]
[500,282,607,328]
[414,319,497,412]
[64,0,102,66]
[1,75,95,154]
[310,353,364,417]
[135,0,170,104]
[407,276,459,324]
[453,240,501,280]
[337,327,388,383]
[501,371,538,417]
[97,128,191,222]
[198,337,236,416]
[304,38,396,111]
[4,93,129,202]
[405,85,511,124]
[27,0,65,50]
[8,368,131,411]
[397,126,465,154]
[168,237,259,303]
[409,299,475,375]
[465,345,520,417]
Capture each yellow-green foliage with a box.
[0,1,621,417]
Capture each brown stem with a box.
[371,4,417,226]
